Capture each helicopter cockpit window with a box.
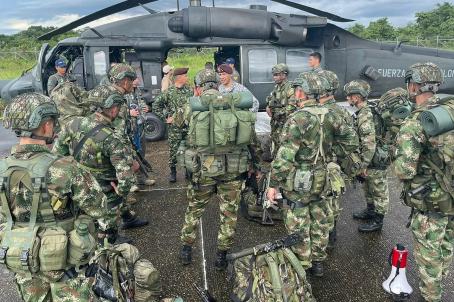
[248,49,277,83]
[94,51,107,82]
[286,49,313,80]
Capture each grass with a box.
[167,49,215,83]
[0,58,35,80]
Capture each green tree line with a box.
[348,2,454,49]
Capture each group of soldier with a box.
[0,49,452,302]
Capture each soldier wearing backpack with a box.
[53,90,148,244]
[267,72,359,276]
[0,93,108,301]
[395,62,453,302]
[345,80,391,232]
[179,68,256,270]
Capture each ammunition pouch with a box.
[370,144,390,170]
[340,152,362,177]
[38,226,68,271]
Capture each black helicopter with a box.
[2,0,454,141]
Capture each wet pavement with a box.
[0,139,453,301]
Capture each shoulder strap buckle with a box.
[0,247,8,263]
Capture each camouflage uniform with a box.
[53,93,136,237]
[50,80,90,127]
[180,69,251,269]
[270,73,359,269]
[1,93,108,301]
[395,62,453,302]
[153,85,193,169]
[266,64,296,157]
[47,73,68,94]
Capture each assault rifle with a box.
[193,283,217,302]
[226,233,301,261]
[407,181,432,198]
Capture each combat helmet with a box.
[194,69,218,87]
[293,72,325,99]
[343,80,371,99]
[272,63,289,74]
[3,92,59,137]
[318,70,339,95]
[88,88,126,110]
[405,62,442,94]
[108,63,137,81]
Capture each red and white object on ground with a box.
[383,244,413,301]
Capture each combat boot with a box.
[169,166,177,183]
[358,214,384,233]
[214,250,228,271]
[121,211,149,230]
[180,245,192,265]
[310,261,324,277]
[327,221,337,250]
[352,203,376,220]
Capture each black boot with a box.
[121,211,149,230]
[180,245,192,265]
[327,221,337,250]
[352,203,376,220]
[310,261,324,277]
[214,250,228,271]
[358,214,384,233]
[169,166,177,183]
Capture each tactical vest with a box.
[179,91,255,179]
[0,153,96,274]
[69,118,117,185]
[284,106,345,202]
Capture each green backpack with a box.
[0,153,75,274]
[228,236,316,302]
[187,91,256,149]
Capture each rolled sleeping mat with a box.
[420,105,454,137]
[392,105,412,119]
[189,91,253,111]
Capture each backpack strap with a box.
[264,252,284,301]
[73,124,108,160]
[301,107,329,165]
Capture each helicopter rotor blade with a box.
[271,0,354,22]
[38,0,159,40]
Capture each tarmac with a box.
[0,138,453,302]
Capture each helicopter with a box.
[2,0,454,141]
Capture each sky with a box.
[0,0,443,35]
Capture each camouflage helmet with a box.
[343,79,371,99]
[3,93,59,137]
[108,63,137,81]
[405,62,443,85]
[89,87,126,109]
[377,87,409,114]
[272,63,289,74]
[292,72,324,99]
[194,69,218,86]
[318,70,339,94]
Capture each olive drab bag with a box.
[0,153,74,274]
[51,81,90,125]
[229,248,316,302]
[415,96,454,215]
[88,243,162,302]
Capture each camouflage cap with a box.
[317,70,339,94]
[292,72,324,98]
[108,63,137,81]
[3,93,59,136]
[194,69,218,86]
[272,63,289,74]
[405,62,443,85]
[343,79,371,99]
[88,86,126,109]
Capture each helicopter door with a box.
[34,43,50,93]
[86,47,108,89]
[240,46,278,110]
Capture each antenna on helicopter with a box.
[177,0,180,11]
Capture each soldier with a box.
[345,80,390,232]
[317,70,354,245]
[265,63,296,157]
[53,90,148,243]
[47,58,68,94]
[153,67,192,182]
[1,93,108,301]
[179,68,253,270]
[395,62,453,302]
[267,72,359,276]
[225,57,241,82]
[308,52,322,72]
[218,64,259,112]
